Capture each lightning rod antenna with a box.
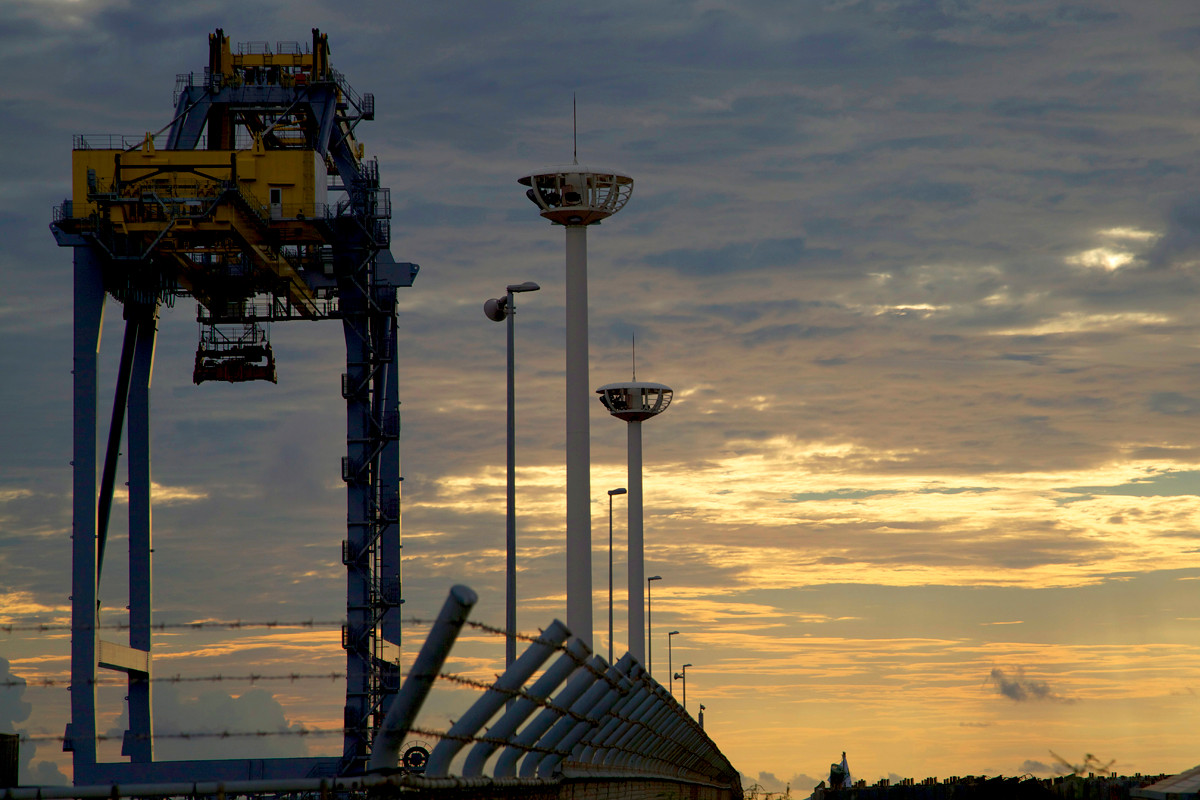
[573,93,578,164]
[632,333,637,381]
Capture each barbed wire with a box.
[436,672,592,726]
[4,615,526,636]
[1,613,732,781]
[16,728,342,744]
[10,673,726,781]
[1,672,346,689]
[458,618,558,646]
[3,615,566,643]
[3,655,696,768]
[0,619,344,634]
[14,725,574,769]
[453,619,623,691]
[5,672,677,768]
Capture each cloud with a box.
[9,0,1200,788]
[145,684,311,761]
[1148,392,1200,417]
[750,769,825,796]
[1020,759,1058,776]
[989,667,1075,704]
[0,658,32,732]
[0,658,68,785]
[648,237,814,276]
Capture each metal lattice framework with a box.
[49,28,416,783]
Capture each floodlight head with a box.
[608,487,627,496]
[648,575,662,582]
[596,381,673,422]
[484,297,508,322]
[669,630,679,635]
[519,164,633,226]
[508,281,541,293]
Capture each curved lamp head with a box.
[484,297,508,322]
[486,282,541,322]
[608,487,627,497]
[597,381,673,422]
[647,575,662,582]
[519,165,633,226]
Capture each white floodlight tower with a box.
[596,380,672,664]
[519,162,633,648]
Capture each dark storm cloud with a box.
[989,667,1075,703]
[680,300,824,326]
[872,179,976,208]
[647,239,848,277]
[1147,195,1200,270]
[1148,392,1200,416]
[990,96,1104,119]
[744,323,859,346]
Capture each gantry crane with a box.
[50,29,416,782]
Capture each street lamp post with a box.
[485,281,541,670]
[647,574,662,678]
[667,630,680,696]
[674,663,692,711]
[607,487,627,664]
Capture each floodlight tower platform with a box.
[50,28,416,782]
[519,162,633,648]
[596,381,672,665]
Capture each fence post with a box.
[535,662,636,777]
[424,620,571,776]
[367,585,477,773]
[493,652,611,778]
[519,655,632,777]
[463,635,590,777]
[577,667,651,765]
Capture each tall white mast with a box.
[519,160,633,648]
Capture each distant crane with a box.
[50,28,417,782]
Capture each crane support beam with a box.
[126,304,157,763]
[97,641,150,675]
[52,28,414,784]
[67,247,104,773]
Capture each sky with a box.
[3,0,1200,793]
